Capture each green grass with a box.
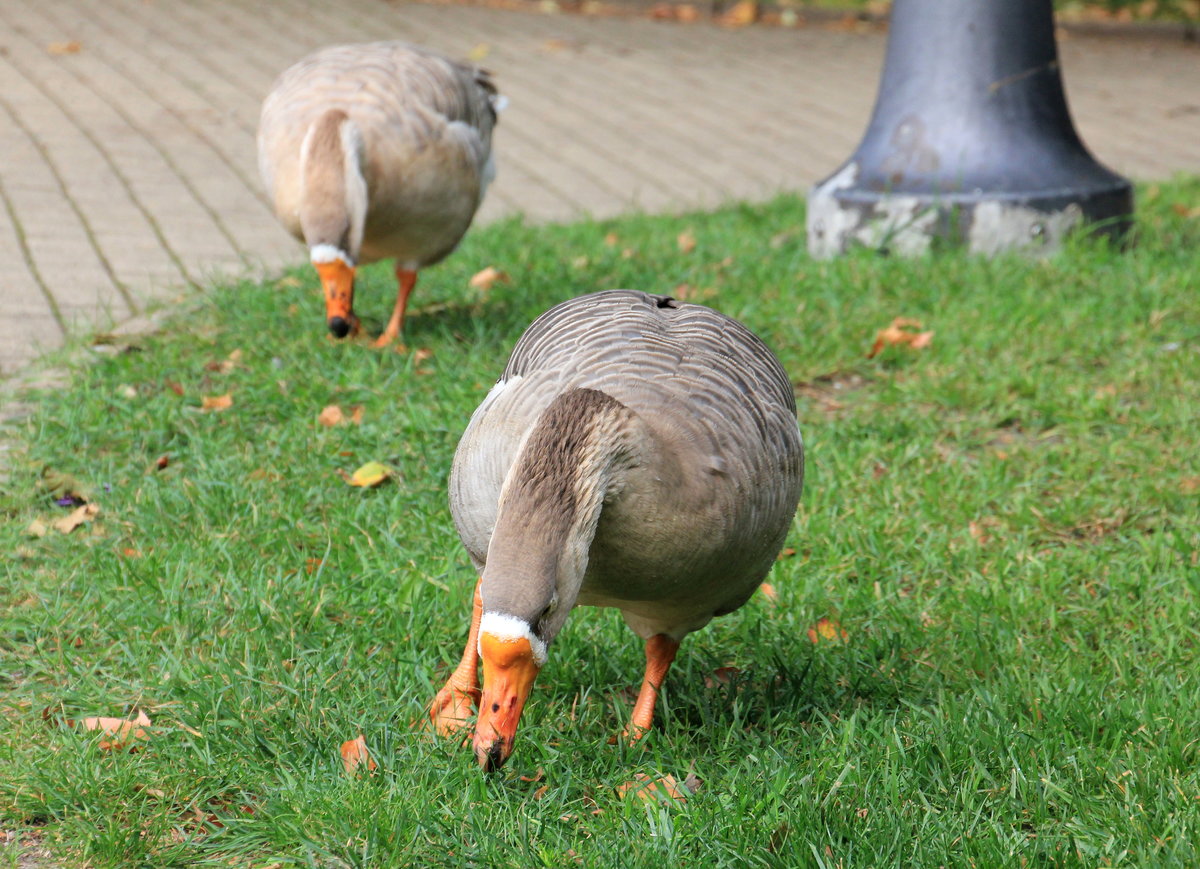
[2,178,1199,867]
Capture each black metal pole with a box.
[807,0,1133,258]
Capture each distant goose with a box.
[258,42,501,346]
[429,290,805,770]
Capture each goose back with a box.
[450,290,803,639]
[258,41,498,267]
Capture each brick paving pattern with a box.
[0,0,1197,376]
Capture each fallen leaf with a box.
[676,230,697,253]
[468,266,510,291]
[121,547,141,558]
[759,582,778,603]
[201,393,233,412]
[683,772,703,793]
[318,405,346,427]
[603,232,619,246]
[26,518,49,538]
[340,734,377,774]
[776,547,797,559]
[47,40,82,54]
[867,317,934,359]
[350,405,365,424]
[719,0,758,26]
[520,768,546,783]
[275,275,302,289]
[165,380,184,397]
[347,461,390,488]
[80,709,151,751]
[616,773,688,804]
[704,666,741,689]
[1171,202,1200,218]
[969,518,1001,545]
[155,455,170,470]
[52,503,99,534]
[806,617,848,644]
[533,785,549,799]
[41,466,89,504]
[467,42,490,61]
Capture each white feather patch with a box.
[309,244,352,266]
[479,612,548,666]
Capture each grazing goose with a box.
[429,290,804,770]
[257,42,501,346]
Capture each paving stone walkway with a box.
[0,0,1198,377]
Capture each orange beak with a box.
[314,259,358,338]
[474,632,541,771]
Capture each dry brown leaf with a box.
[677,230,697,254]
[616,773,688,804]
[121,547,142,558]
[603,232,619,247]
[52,503,99,534]
[1171,202,1200,219]
[318,405,346,427]
[969,517,1002,546]
[47,40,82,55]
[519,768,546,783]
[468,266,510,291]
[807,617,848,644]
[412,348,434,364]
[349,404,365,424]
[776,547,797,560]
[340,734,377,774]
[867,317,934,359]
[204,349,242,374]
[759,582,778,603]
[533,785,549,799]
[719,0,758,26]
[81,709,151,751]
[201,393,233,412]
[26,519,48,538]
[704,666,741,689]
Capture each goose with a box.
[428,290,804,770]
[257,42,501,347]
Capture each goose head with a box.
[472,388,640,770]
[299,109,368,338]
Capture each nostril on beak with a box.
[481,742,505,773]
[328,316,351,338]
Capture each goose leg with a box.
[625,634,680,742]
[428,578,483,735]
[373,266,418,348]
